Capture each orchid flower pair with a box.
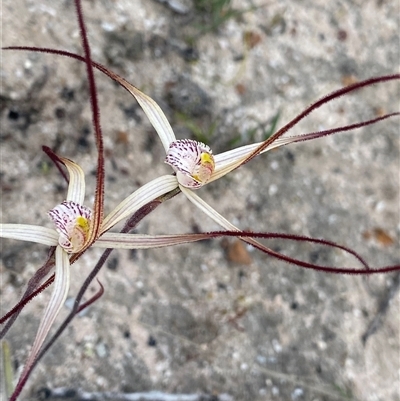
[2,0,400,397]
[0,16,294,395]
[0,1,274,393]
[7,48,399,245]
[0,72,294,385]
[2,65,398,394]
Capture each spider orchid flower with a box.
[88,74,297,238]
[96,71,400,238]
[6,48,398,237]
[0,155,219,385]
[0,157,91,382]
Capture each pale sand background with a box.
[1,1,399,400]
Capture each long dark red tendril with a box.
[7,0,106,399]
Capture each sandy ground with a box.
[1,0,399,400]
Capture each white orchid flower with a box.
[0,73,314,384]
[83,69,398,254]
[7,49,398,244]
[95,75,317,235]
[0,155,223,384]
[97,77,275,235]
[3,44,398,396]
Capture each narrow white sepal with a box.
[0,224,58,246]
[110,77,176,152]
[62,158,86,205]
[211,137,299,183]
[180,186,269,253]
[180,187,239,231]
[101,175,179,233]
[19,246,70,377]
[94,232,212,249]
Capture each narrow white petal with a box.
[181,186,270,251]
[133,90,176,152]
[19,246,70,378]
[94,232,213,249]
[108,75,176,152]
[101,175,179,233]
[0,224,58,246]
[61,158,86,204]
[180,187,239,231]
[213,142,262,168]
[211,137,300,182]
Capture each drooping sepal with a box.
[48,201,92,253]
[165,139,215,189]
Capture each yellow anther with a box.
[200,152,215,167]
[76,216,90,233]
